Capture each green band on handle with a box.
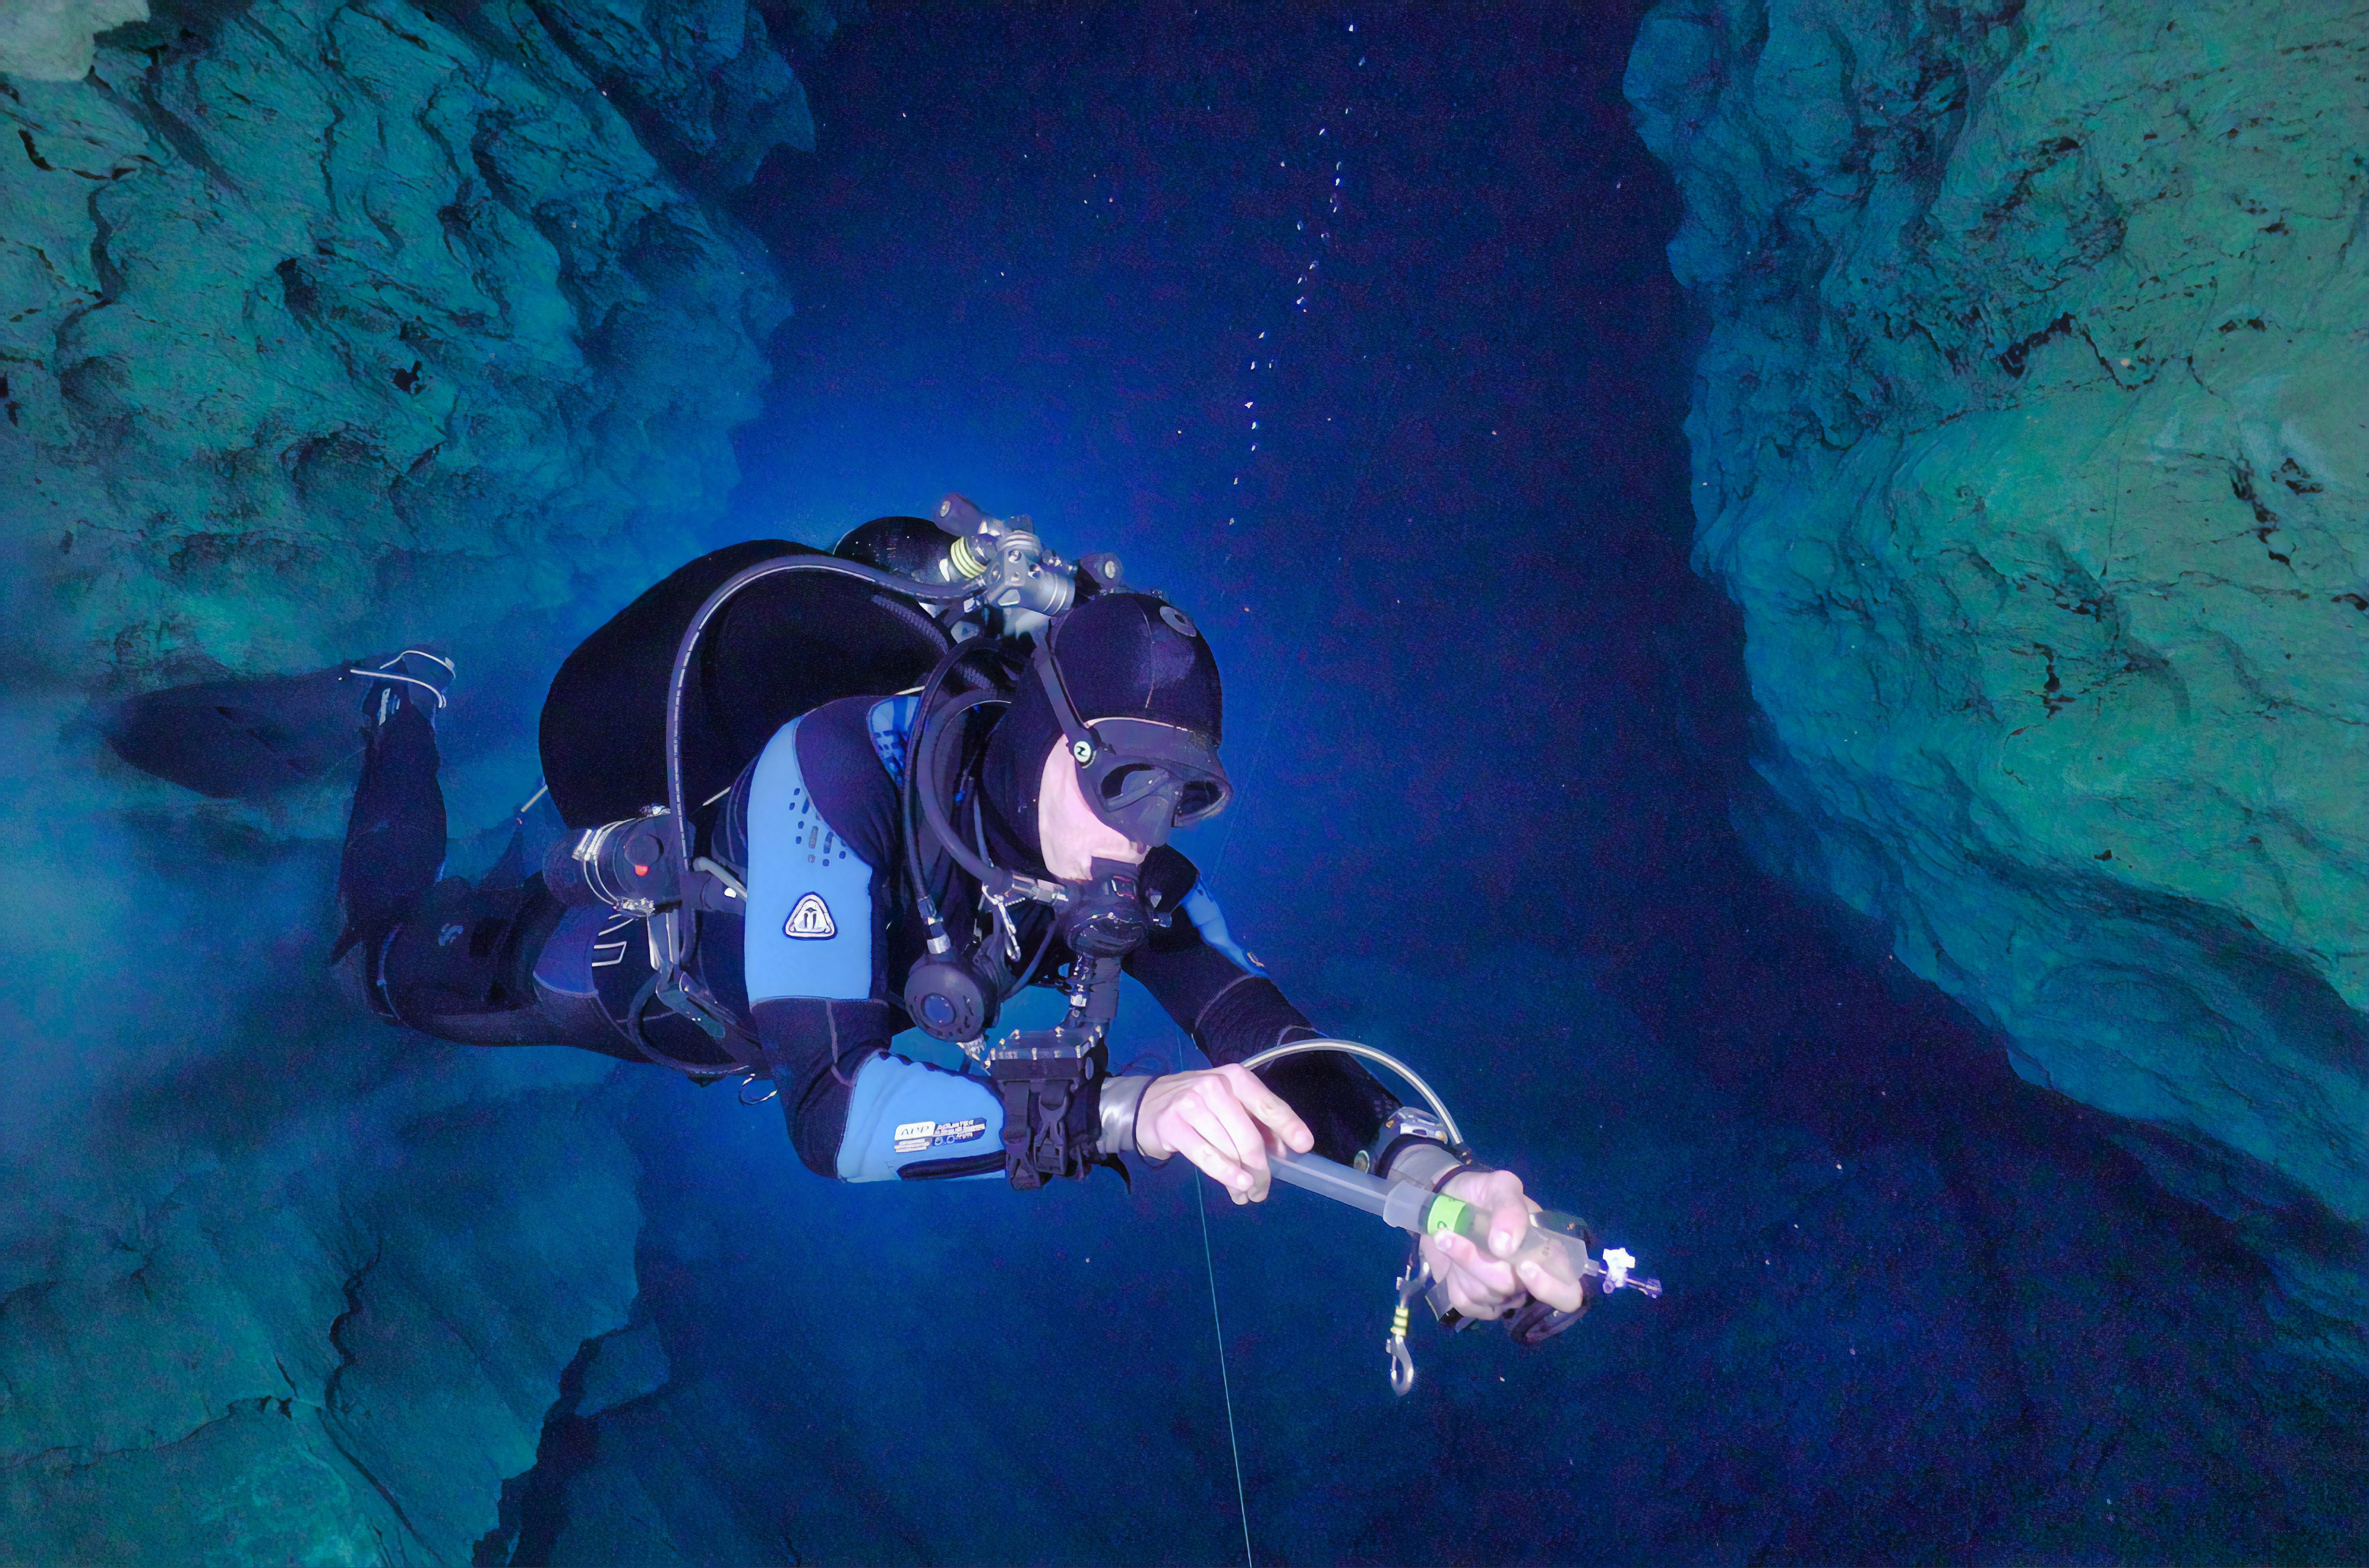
[1424,1195,1470,1238]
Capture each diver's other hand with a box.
[1419,1168,1585,1319]
[1135,1064,1314,1204]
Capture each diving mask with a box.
[1034,647,1231,846]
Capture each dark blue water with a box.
[493,5,2366,1562]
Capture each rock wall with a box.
[0,1,828,1559]
[1,0,813,806]
[1626,0,2367,1364]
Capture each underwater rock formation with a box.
[574,1320,670,1419]
[1,0,804,786]
[0,1059,639,1565]
[0,1,823,1559]
[1626,0,2367,1360]
[0,0,150,83]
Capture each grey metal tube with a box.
[1268,1150,1393,1217]
[1269,1152,1438,1232]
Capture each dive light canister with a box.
[546,812,678,915]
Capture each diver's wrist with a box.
[1366,1106,1489,1191]
[1363,1105,1444,1172]
[1096,1073,1160,1158]
[1380,1138,1470,1191]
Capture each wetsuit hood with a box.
[979,591,1225,865]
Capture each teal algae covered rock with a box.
[0,1064,638,1565]
[0,0,807,814]
[0,1,824,1559]
[1626,0,2367,1363]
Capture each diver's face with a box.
[1038,740,1149,880]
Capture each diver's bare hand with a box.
[1136,1064,1314,1203]
[1419,1168,1585,1319]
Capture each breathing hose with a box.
[663,553,973,925]
[1239,1037,1464,1150]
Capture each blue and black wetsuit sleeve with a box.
[1123,846,1398,1164]
[742,697,1005,1182]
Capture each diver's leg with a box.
[327,655,639,1060]
[370,874,642,1061]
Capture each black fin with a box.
[104,648,453,801]
[102,660,398,800]
[330,685,449,965]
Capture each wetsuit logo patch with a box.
[893,1118,988,1154]
[785,893,836,940]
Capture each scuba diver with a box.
[107,496,1586,1341]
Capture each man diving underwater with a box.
[109,497,1586,1339]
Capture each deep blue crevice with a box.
[475,1334,606,1568]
